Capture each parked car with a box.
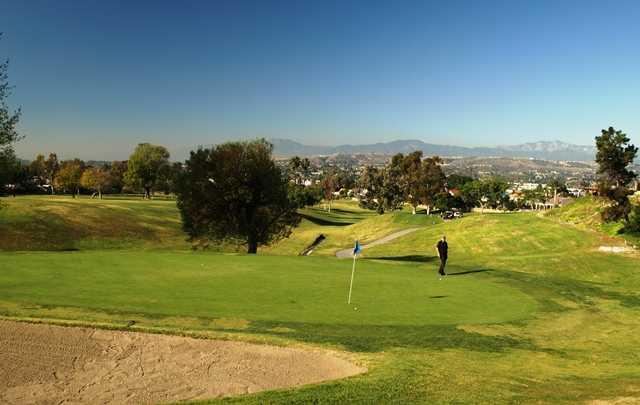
[441,211,455,220]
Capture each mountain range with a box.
[266,139,598,162]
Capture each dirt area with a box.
[0,320,365,404]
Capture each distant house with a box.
[447,188,461,197]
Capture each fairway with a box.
[0,252,535,327]
[2,197,640,403]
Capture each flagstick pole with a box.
[348,253,357,304]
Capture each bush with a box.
[623,205,640,234]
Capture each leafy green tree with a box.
[288,183,322,209]
[446,174,474,190]
[124,143,170,199]
[44,153,59,193]
[176,139,299,254]
[0,33,22,196]
[80,167,111,199]
[595,126,638,221]
[106,160,127,193]
[320,170,339,212]
[155,161,184,194]
[358,166,386,214]
[54,159,85,197]
[287,156,311,185]
[29,154,47,182]
[461,177,510,211]
[358,164,404,214]
[398,151,423,214]
[420,156,446,215]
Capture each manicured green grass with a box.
[0,251,535,328]
[1,196,640,403]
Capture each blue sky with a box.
[2,0,640,160]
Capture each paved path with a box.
[335,228,421,258]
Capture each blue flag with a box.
[353,240,362,255]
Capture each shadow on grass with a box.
[447,269,492,276]
[368,255,438,263]
[245,320,546,353]
[298,213,354,227]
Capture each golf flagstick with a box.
[348,241,362,304]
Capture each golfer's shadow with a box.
[447,269,491,276]
[369,255,437,263]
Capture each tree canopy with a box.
[176,139,299,254]
[54,159,85,197]
[595,126,638,221]
[124,143,170,198]
[81,167,112,199]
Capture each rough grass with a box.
[264,201,440,256]
[2,197,640,403]
[0,195,188,251]
[545,196,640,246]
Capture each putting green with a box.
[0,251,535,326]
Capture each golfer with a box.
[436,235,448,277]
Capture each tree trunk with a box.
[144,187,151,199]
[99,189,103,199]
[247,237,258,254]
[412,205,416,215]
[426,205,431,216]
[328,201,331,213]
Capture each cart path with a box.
[335,228,421,259]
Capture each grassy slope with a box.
[0,195,188,250]
[545,195,640,246]
[1,197,640,403]
[264,201,439,256]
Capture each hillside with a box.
[266,138,597,161]
[544,196,640,246]
[0,196,188,251]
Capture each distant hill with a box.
[268,138,597,162]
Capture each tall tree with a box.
[595,126,638,221]
[320,170,339,212]
[176,139,299,254]
[0,33,22,196]
[398,151,424,214]
[461,177,510,211]
[44,153,59,194]
[124,143,170,199]
[29,154,46,182]
[358,164,404,214]
[358,166,386,214]
[420,156,446,215]
[287,156,311,185]
[80,167,111,199]
[54,159,85,197]
[106,160,127,193]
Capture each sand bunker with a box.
[0,320,364,404]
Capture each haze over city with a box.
[2,0,640,160]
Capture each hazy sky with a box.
[2,0,640,160]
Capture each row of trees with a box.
[6,143,180,198]
[355,151,518,215]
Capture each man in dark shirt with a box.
[436,236,448,277]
